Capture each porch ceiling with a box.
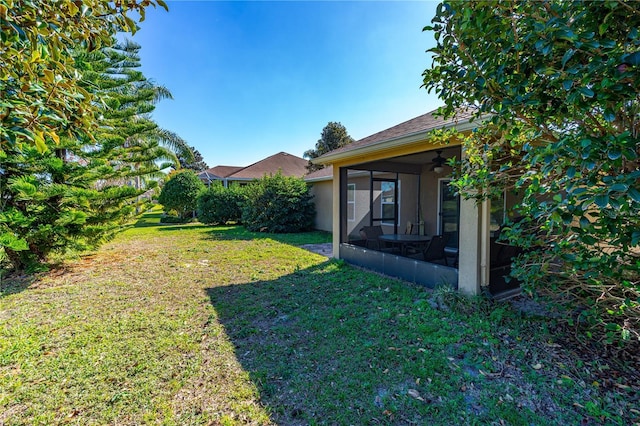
[346,146,461,173]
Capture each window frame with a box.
[347,183,356,222]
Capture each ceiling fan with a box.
[430,150,447,173]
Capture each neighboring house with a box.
[198,165,244,187]
[312,108,519,297]
[199,152,307,187]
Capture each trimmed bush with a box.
[158,170,205,219]
[197,183,244,225]
[241,173,315,233]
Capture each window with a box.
[381,180,400,226]
[347,183,355,222]
[490,191,506,233]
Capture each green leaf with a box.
[33,132,47,153]
[621,51,640,66]
[578,87,594,98]
[598,22,608,36]
[561,49,575,67]
[562,80,573,91]
[609,183,628,193]
[628,187,640,203]
[603,109,616,123]
[594,194,609,208]
[156,0,169,11]
[0,232,29,251]
[607,148,622,160]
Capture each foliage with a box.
[80,39,193,179]
[241,173,315,233]
[422,1,640,341]
[158,170,205,219]
[0,0,167,153]
[179,145,209,171]
[0,143,142,271]
[0,37,188,271]
[197,183,244,225]
[304,121,354,172]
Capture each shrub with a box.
[197,183,244,225]
[241,173,315,233]
[157,170,205,219]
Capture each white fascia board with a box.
[304,175,333,183]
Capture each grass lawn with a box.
[1,211,638,425]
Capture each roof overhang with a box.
[304,175,333,183]
[313,115,486,166]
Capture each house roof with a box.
[314,107,480,164]
[198,165,244,180]
[227,152,308,180]
[304,165,334,182]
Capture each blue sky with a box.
[131,1,441,168]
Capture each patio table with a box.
[378,234,431,256]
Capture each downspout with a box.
[480,149,491,292]
[480,197,490,290]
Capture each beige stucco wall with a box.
[309,180,333,232]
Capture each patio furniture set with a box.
[358,225,457,266]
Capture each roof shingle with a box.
[317,107,476,160]
[227,152,308,179]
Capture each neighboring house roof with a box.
[198,165,244,181]
[314,107,480,164]
[304,165,334,182]
[209,165,245,178]
[226,152,308,180]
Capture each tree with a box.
[80,39,194,184]
[197,183,244,225]
[0,132,141,271]
[179,145,209,172]
[158,170,205,219]
[422,1,640,341]
[304,122,354,172]
[0,0,167,153]
[241,173,315,233]
[0,38,189,271]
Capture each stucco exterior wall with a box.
[309,180,333,232]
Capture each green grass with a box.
[1,211,637,425]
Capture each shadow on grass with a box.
[132,212,165,228]
[206,261,445,425]
[202,227,332,246]
[0,272,39,297]
[133,210,332,245]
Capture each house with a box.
[310,108,520,297]
[198,165,244,187]
[199,152,308,187]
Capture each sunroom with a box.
[313,109,520,297]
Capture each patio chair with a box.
[420,234,449,265]
[405,221,414,235]
[359,226,384,250]
[403,220,423,255]
[359,226,399,253]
